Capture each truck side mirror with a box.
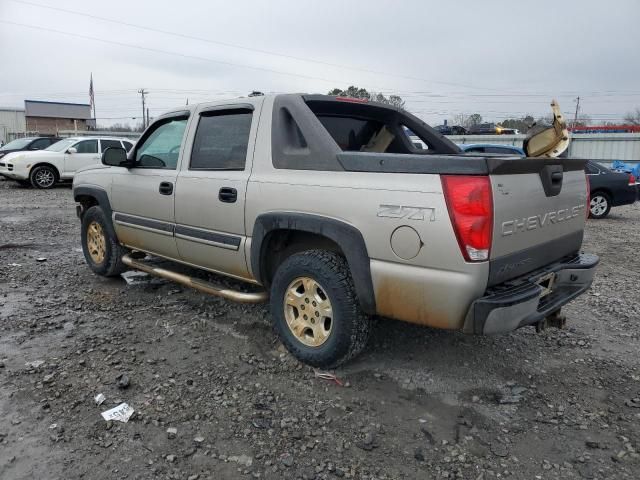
[102,147,129,167]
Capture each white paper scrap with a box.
[101,403,134,423]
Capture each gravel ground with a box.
[1,178,639,480]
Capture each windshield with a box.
[45,138,77,152]
[0,138,33,151]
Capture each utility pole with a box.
[573,96,580,128]
[138,88,148,129]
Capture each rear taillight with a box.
[585,172,591,219]
[629,174,636,186]
[441,175,493,262]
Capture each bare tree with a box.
[329,87,405,109]
[624,108,640,125]
[450,113,467,127]
[466,113,483,127]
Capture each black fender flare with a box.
[73,185,117,238]
[251,213,375,314]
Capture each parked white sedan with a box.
[0,137,134,188]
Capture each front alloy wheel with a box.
[86,221,107,264]
[30,165,57,189]
[80,205,128,277]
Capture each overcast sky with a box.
[1,0,639,127]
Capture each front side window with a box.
[75,140,98,154]
[30,138,51,150]
[135,118,188,169]
[122,141,134,152]
[190,109,252,170]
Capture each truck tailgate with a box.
[488,157,588,285]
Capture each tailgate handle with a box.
[539,165,563,197]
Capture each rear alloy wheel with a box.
[284,277,334,348]
[589,192,611,219]
[270,250,371,368]
[30,165,57,189]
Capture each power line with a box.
[0,19,372,88]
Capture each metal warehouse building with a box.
[0,107,26,144]
[24,100,95,135]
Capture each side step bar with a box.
[121,254,268,304]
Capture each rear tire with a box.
[589,192,611,219]
[81,206,127,277]
[270,250,371,368]
[30,165,58,189]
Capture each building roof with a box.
[24,100,92,120]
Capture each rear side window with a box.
[464,147,485,153]
[75,140,98,154]
[316,116,382,151]
[585,163,599,174]
[100,139,123,152]
[190,109,252,170]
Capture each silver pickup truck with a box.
[72,94,598,367]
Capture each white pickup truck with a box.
[72,94,598,367]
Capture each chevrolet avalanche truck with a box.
[72,94,598,367]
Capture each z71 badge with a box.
[377,205,436,221]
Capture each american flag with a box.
[89,73,95,118]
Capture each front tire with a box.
[589,192,611,219]
[81,206,127,277]
[30,165,57,189]
[270,250,371,368]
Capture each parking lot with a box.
[0,177,639,480]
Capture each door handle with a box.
[159,181,174,195]
[218,187,237,203]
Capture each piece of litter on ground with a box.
[8,263,22,267]
[121,270,150,285]
[101,403,134,423]
[94,393,106,406]
[25,360,45,368]
[36,257,47,262]
[314,370,344,386]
